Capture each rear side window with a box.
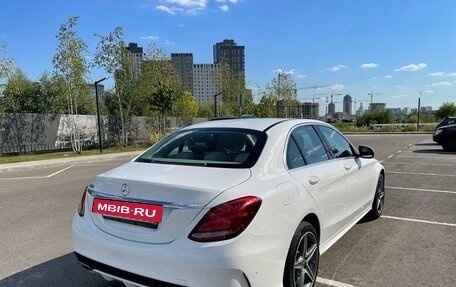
[292,126,329,165]
[286,125,329,169]
[317,126,354,158]
[136,128,267,168]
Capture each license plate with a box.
[92,198,163,223]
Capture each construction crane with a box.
[368,91,382,105]
[295,84,334,102]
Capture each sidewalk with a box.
[0,151,142,173]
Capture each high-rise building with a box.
[193,63,221,103]
[125,43,144,73]
[301,102,320,119]
[343,94,352,115]
[171,53,194,93]
[369,103,386,112]
[213,39,245,83]
[328,100,336,115]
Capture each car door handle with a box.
[309,176,320,185]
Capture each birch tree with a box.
[52,16,90,153]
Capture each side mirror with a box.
[358,145,375,158]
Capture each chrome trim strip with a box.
[88,188,205,209]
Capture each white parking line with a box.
[397,155,455,158]
[382,162,456,167]
[388,155,394,159]
[386,186,456,195]
[317,277,356,287]
[382,215,456,227]
[397,150,402,153]
[387,171,456,177]
[0,165,73,180]
[46,165,73,177]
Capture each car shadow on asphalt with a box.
[412,149,453,154]
[414,143,438,146]
[0,253,123,287]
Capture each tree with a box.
[175,91,198,125]
[52,16,91,153]
[149,82,179,133]
[138,42,183,116]
[356,109,393,126]
[0,44,14,99]
[435,102,456,119]
[257,92,277,118]
[216,61,247,116]
[1,69,35,113]
[94,27,132,146]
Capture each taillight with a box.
[78,186,88,217]
[188,196,262,242]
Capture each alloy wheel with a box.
[293,231,319,287]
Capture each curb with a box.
[0,151,143,173]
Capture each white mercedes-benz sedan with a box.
[73,118,385,287]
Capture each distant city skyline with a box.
[1,0,455,113]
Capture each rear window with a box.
[136,128,267,168]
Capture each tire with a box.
[442,135,456,152]
[283,221,319,287]
[366,173,385,220]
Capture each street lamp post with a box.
[94,77,107,153]
[213,92,222,118]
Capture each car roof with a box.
[183,118,323,132]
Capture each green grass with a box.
[0,144,150,164]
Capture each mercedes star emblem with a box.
[121,183,130,196]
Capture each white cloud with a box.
[220,4,229,11]
[394,63,427,72]
[391,94,408,98]
[156,0,207,15]
[360,63,379,69]
[228,0,238,3]
[425,90,435,94]
[384,75,393,79]
[84,55,94,61]
[164,39,174,45]
[166,0,207,8]
[273,69,296,75]
[156,5,178,14]
[427,81,452,87]
[178,24,185,27]
[140,35,159,40]
[329,65,349,72]
[428,71,456,77]
[330,84,346,91]
[296,74,306,79]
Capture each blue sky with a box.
[1,0,455,113]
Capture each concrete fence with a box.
[0,113,208,155]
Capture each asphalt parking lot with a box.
[0,134,455,287]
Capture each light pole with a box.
[213,92,222,118]
[94,77,107,153]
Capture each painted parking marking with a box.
[397,150,402,153]
[382,215,456,227]
[388,155,394,159]
[46,165,74,177]
[382,162,456,167]
[397,155,456,158]
[386,186,456,195]
[0,163,118,180]
[317,277,357,287]
[387,171,456,177]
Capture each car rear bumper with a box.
[73,214,291,287]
